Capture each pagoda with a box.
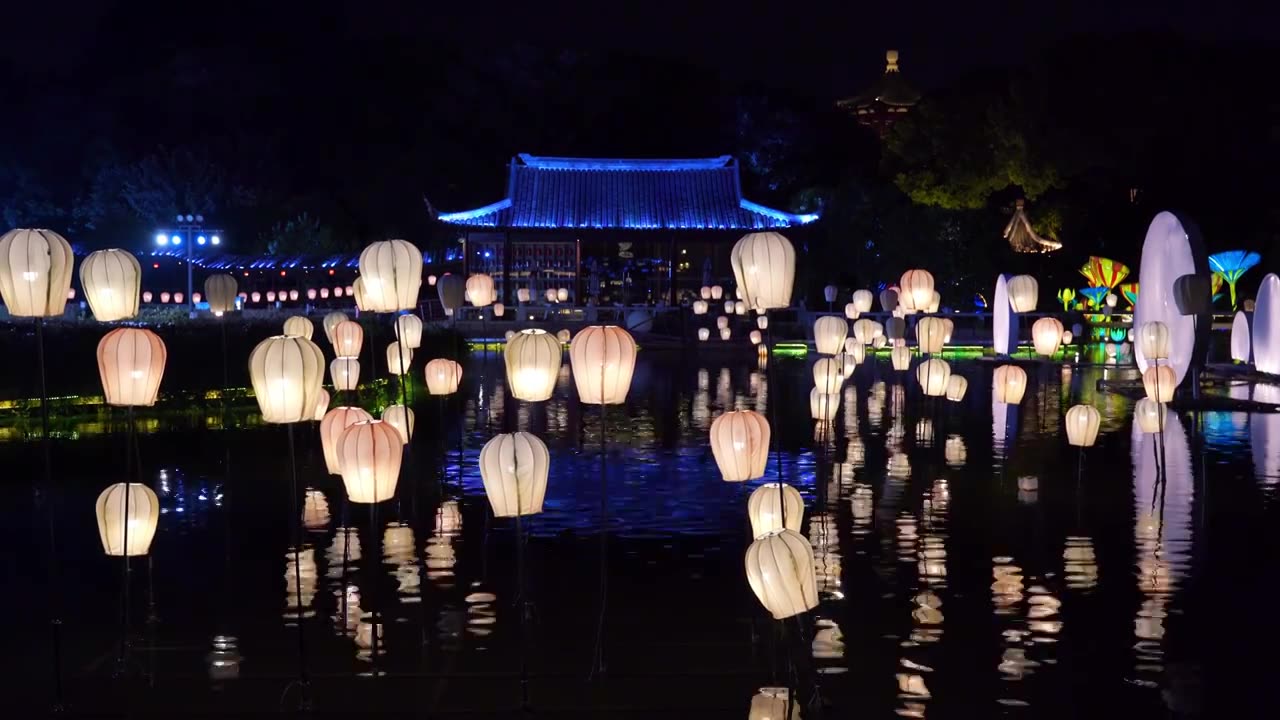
[837,50,921,137]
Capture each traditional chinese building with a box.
[837,50,921,138]
[430,154,819,306]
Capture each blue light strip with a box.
[517,153,734,171]
[739,199,820,225]
[437,198,512,223]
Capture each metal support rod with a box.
[117,405,135,674]
[36,318,64,708]
[286,423,311,704]
[592,396,608,677]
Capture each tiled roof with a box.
[435,154,819,230]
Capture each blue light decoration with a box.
[210,235,221,245]
[1079,286,1109,309]
[197,235,207,245]
[155,234,169,246]
[1208,250,1261,309]
[973,293,988,309]
[171,234,182,245]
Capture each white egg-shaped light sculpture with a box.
[699,286,712,300]
[336,420,402,503]
[95,482,160,556]
[698,327,710,342]
[747,483,803,538]
[506,329,562,401]
[1232,311,1251,363]
[730,232,794,311]
[993,274,1020,356]
[915,358,950,397]
[709,410,770,482]
[569,326,637,405]
[385,342,413,376]
[1007,275,1038,313]
[1142,365,1175,402]
[734,301,747,315]
[394,314,423,349]
[993,365,1027,404]
[745,529,818,620]
[329,357,360,391]
[1061,330,1073,345]
[0,228,74,317]
[1065,404,1101,447]
[205,274,238,316]
[813,316,847,355]
[479,432,550,517]
[320,406,374,474]
[358,239,422,312]
[1134,398,1166,433]
[97,328,167,406]
[1137,321,1171,361]
[466,273,495,308]
[852,289,874,314]
[915,316,946,354]
[249,336,326,423]
[809,388,839,421]
[890,345,911,371]
[283,315,314,339]
[1032,317,1064,357]
[80,249,141,321]
[436,273,465,316]
[813,358,842,394]
[945,374,968,402]
[845,340,865,364]
[1133,212,1210,387]
[425,358,463,395]
[557,288,569,303]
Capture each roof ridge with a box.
[516,153,734,171]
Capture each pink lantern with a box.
[142,291,153,303]
[193,292,202,303]
[289,289,299,301]
[334,286,344,298]
[345,285,354,295]
[307,288,317,300]
[251,292,261,303]
[266,291,277,303]
[321,288,330,299]
[173,292,184,304]
[160,292,171,303]
[237,292,248,301]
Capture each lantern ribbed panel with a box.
[330,357,361,391]
[386,342,413,376]
[744,529,818,620]
[479,432,549,517]
[97,327,167,406]
[1065,404,1101,447]
[437,274,465,313]
[1007,275,1039,313]
[337,420,402,503]
[747,483,803,537]
[891,345,911,371]
[381,404,415,444]
[283,315,314,339]
[425,358,463,395]
[323,312,348,346]
[506,329,562,401]
[993,364,1028,404]
[569,325,637,405]
[81,249,140,321]
[357,239,422,312]
[205,274,237,315]
[813,316,848,355]
[95,482,160,556]
[1032,317,1064,356]
[730,232,795,311]
[320,406,373,474]
[248,335,326,423]
[945,374,968,402]
[314,389,330,420]
[466,274,495,308]
[915,317,946,354]
[750,688,799,720]
[709,410,770,482]
[0,228,74,317]
[332,320,364,357]
[916,358,951,397]
[352,277,367,310]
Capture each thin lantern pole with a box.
[514,454,530,712]
[763,310,786,531]
[36,317,64,707]
[590,357,609,679]
[285,422,312,708]
[117,405,136,675]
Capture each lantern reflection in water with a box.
[283,547,318,622]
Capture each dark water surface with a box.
[5,351,1279,717]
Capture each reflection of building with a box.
[837,50,921,137]
[432,154,819,305]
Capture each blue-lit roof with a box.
[145,246,460,270]
[436,153,819,230]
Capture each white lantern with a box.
[926,290,941,313]
[749,688,799,720]
[320,406,373,474]
[711,285,724,300]
[879,288,899,313]
[844,303,858,320]
[557,288,569,303]
[172,292,184,304]
[332,320,364,357]
[823,285,838,303]
[840,352,857,376]
[692,300,708,315]
[916,358,951,397]
[1134,398,1166,433]
[750,330,762,345]
[381,405,415,444]
[1104,342,1118,359]
[730,232,795,310]
[569,326,637,405]
[505,330,515,341]
[466,274,495,308]
[288,290,299,301]
[1142,365,1175,402]
[698,327,710,341]
[846,340,865,364]
[425,358,463,395]
[1062,331,1074,345]
[249,336,326,423]
[719,327,732,341]
[1137,321,1171,361]
[395,314,423,349]
[545,288,558,303]
[428,275,438,286]
[724,300,735,314]
[915,317,946,354]
[813,358,842,393]
[283,315,314,339]
[320,288,330,299]
[162,291,173,303]
[556,329,571,343]
[716,316,730,330]
[95,483,160,556]
[307,288,317,300]
[493,302,505,317]
[747,483,803,537]
[265,291,275,303]
[745,530,818,619]
[0,228,73,317]
[479,432,550,517]
[872,335,887,349]
[813,316,848,355]
[250,291,261,303]
[1105,292,1118,308]
[1065,404,1101,447]
[852,289,873,313]
[891,345,911,371]
[992,364,1028,404]
[1007,275,1038,313]
[945,374,968,402]
[506,329,562,401]
[900,269,934,313]
[313,389,330,420]
[852,319,877,344]
[336,420,402,503]
[97,328,167,406]
[734,301,747,315]
[1032,317,1064,357]
[206,274,237,316]
[810,388,839,421]
[386,342,413,375]
[517,287,531,303]
[756,315,768,330]
[358,239,423,312]
[80,249,141,321]
[709,410,770,482]
[329,357,361,391]
[700,286,712,300]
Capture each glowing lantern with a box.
[1105,293,1118,309]
[1104,342,1118,359]
[851,289,873,314]
[698,328,710,341]
[813,316,847,355]
[709,410,770,482]
[1065,404,1101,447]
[249,336,326,423]
[872,335,887,349]
[756,316,768,330]
[161,292,172,303]
[719,327,732,341]
[345,285,354,295]
[142,291,153,303]
[1032,317,1064,356]
[307,288,317,300]
[1137,321,1171,361]
[700,286,712,300]
[915,358,951,397]
[97,328,167,406]
[993,365,1027,404]
[479,432,550,516]
[428,275,438,287]
[385,342,413,375]
[320,313,345,344]
[336,420,402,503]
[900,269,934,312]
[358,239,423,312]
[1062,331,1074,345]
[813,358,842,393]
[1007,275,1038,313]
[711,285,724,300]
[716,316,730,330]
[730,232,794,310]
[1134,398,1166,433]
[493,302,505,317]
[517,288,531,303]
[545,288,558,303]
[329,357,360,391]
[288,290,299,301]
[250,291,261,303]
[394,314,423,349]
[809,388,839,421]
[505,329,562,401]
[749,688,799,720]
[557,288,569,303]
[945,374,968,402]
[747,483,803,537]
[329,321,362,358]
[750,330,762,345]
[313,389,330,420]
[840,352,857,376]
[173,292,185,304]
[692,300,708,315]
[381,405,415,444]
[734,301,747,315]
[568,326,637,405]
[425,358,463,395]
[724,300,735,314]
[505,330,515,341]
[466,274,495,308]
[890,345,911,371]
[320,406,373,474]
[843,302,858,320]
[436,274,465,315]
[283,315,314,339]
[0,228,73,317]
[915,317,946,353]
[80,249,141,321]
[745,530,818,619]
[556,329,571,343]
[1231,311,1251,362]
[846,340,865,364]
[823,285,837,303]
[95,483,160,556]
[320,288,330,299]
[851,319,877,344]
[1142,366,1175,402]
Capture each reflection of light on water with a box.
[466,584,498,643]
[843,385,858,433]
[944,435,966,467]
[383,523,419,601]
[333,584,361,634]
[868,381,886,427]
[851,484,873,538]
[284,546,317,622]
[1251,383,1280,489]
[715,368,731,410]
[749,687,799,719]
[325,528,361,578]
[425,532,457,587]
[887,453,910,480]
[692,390,710,430]
[915,419,933,447]
[302,489,330,531]
[355,616,384,661]
[1063,537,1098,591]
[206,635,241,681]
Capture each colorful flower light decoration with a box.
[1208,250,1261,310]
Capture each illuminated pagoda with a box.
[430,154,819,305]
[837,50,921,138]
